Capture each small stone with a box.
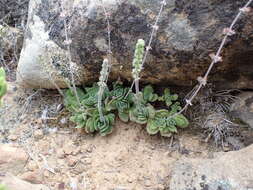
[72,147,81,156]
[34,129,44,140]
[67,155,78,167]
[8,134,18,141]
[63,144,75,155]
[43,170,50,178]
[0,144,28,175]
[156,184,165,190]
[27,161,38,171]
[20,170,43,184]
[57,149,65,159]
[144,180,152,187]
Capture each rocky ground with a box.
[1,1,253,189]
[0,82,253,190]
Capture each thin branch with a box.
[127,0,167,95]
[169,0,252,118]
[61,4,81,107]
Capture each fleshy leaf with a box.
[143,85,158,103]
[146,119,159,135]
[174,114,189,128]
[118,111,129,122]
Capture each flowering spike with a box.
[132,39,145,81]
[97,58,110,122]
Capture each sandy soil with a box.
[0,83,233,190]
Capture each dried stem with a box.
[99,0,112,78]
[61,4,82,107]
[98,1,113,122]
[127,0,167,95]
[170,0,253,118]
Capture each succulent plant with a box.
[159,88,178,107]
[143,85,158,103]
[129,103,155,124]
[69,111,89,129]
[81,84,109,108]
[64,83,189,137]
[146,108,189,137]
[0,184,8,190]
[0,67,7,105]
[63,88,86,112]
[85,108,115,136]
[106,83,133,122]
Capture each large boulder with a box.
[17,0,253,89]
[169,145,253,190]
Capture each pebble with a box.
[67,155,78,167]
[57,149,65,159]
[34,129,44,140]
[144,179,152,187]
[20,170,43,184]
[27,161,39,171]
[8,134,18,141]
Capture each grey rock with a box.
[230,92,253,129]
[0,144,28,175]
[17,0,253,89]
[0,25,24,60]
[170,145,253,190]
[0,0,28,27]
[0,174,49,190]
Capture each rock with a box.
[57,149,65,159]
[0,25,24,67]
[0,0,28,27]
[34,129,44,140]
[144,179,152,187]
[63,143,75,155]
[170,145,253,190]
[229,92,253,129]
[67,155,78,167]
[8,134,18,141]
[0,144,28,175]
[17,0,253,89]
[19,171,43,184]
[27,161,39,171]
[0,174,49,190]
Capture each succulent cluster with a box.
[0,67,7,105]
[64,83,189,137]
[0,184,8,190]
